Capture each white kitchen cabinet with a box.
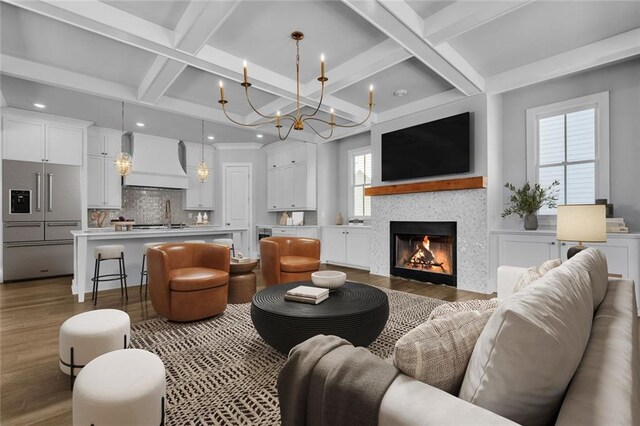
[87,127,122,209]
[183,143,215,211]
[2,112,86,165]
[272,226,319,239]
[321,226,371,270]
[492,230,640,314]
[266,142,317,211]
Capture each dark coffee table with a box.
[251,281,389,354]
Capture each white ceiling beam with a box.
[376,89,466,123]
[0,54,313,143]
[423,0,533,46]
[137,0,240,104]
[486,28,640,94]
[0,89,8,107]
[342,0,482,96]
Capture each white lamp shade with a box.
[556,204,607,243]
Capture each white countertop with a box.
[490,228,640,238]
[72,226,247,239]
[322,224,371,229]
[256,224,319,229]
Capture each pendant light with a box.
[196,120,210,182]
[114,101,133,176]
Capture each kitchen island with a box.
[71,226,248,302]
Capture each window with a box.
[349,147,372,218]
[526,92,609,216]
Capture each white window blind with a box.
[538,108,596,214]
[351,150,372,217]
[526,91,609,219]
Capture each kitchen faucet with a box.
[164,199,171,228]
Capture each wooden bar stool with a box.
[92,245,128,306]
[139,242,167,298]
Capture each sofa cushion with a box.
[169,267,228,291]
[513,258,561,293]
[394,309,494,395]
[428,299,501,320]
[556,278,640,426]
[563,248,609,310]
[280,256,321,273]
[458,263,594,426]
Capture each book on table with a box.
[286,286,329,299]
[284,293,329,305]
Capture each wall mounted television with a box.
[381,112,470,182]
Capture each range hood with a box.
[123,133,188,189]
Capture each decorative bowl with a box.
[311,271,347,289]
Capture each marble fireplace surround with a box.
[370,188,489,294]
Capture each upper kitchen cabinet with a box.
[183,142,215,210]
[266,142,317,211]
[1,108,90,166]
[87,127,122,209]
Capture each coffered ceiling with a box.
[1,0,638,145]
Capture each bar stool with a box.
[212,238,236,257]
[139,242,167,298]
[185,240,206,243]
[92,245,128,306]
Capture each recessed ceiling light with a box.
[393,89,408,97]
[136,122,145,127]
[33,103,46,109]
[256,134,263,138]
[207,135,215,140]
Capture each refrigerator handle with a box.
[47,173,53,212]
[36,172,42,212]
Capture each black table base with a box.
[251,281,389,354]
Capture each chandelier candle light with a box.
[197,120,210,182]
[218,31,373,140]
[115,101,133,176]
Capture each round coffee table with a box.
[251,281,389,354]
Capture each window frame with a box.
[525,91,609,222]
[348,146,372,220]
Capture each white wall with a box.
[316,141,339,226]
[335,132,371,221]
[501,58,640,231]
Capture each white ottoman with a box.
[73,349,166,426]
[59,309,130,388]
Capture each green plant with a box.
[502,180,560,218]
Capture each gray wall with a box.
[501,58,640,230]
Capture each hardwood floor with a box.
[0,265,492,425]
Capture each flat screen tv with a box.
[381,112,470,182]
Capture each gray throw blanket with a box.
[278,335,400,426]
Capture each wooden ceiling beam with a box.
[342,0,482,96]
[486,28,640,94]
[422,0,534,46]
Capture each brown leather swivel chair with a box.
[147,243,230,322]
[259,237,320,286]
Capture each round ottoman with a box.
[73,349,166,426]
[59,309,130,388]
[228,259,258,304]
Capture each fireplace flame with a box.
[406,235,446,272]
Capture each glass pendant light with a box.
[114,101,133,176]
[196,120,209,182]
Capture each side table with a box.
[228,260,259,304]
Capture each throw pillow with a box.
[428,298,501,320]
[459,264,593,426]
[513,258,561,293]
[393,309,495,395]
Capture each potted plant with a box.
[502,181,560,230]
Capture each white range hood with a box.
[123,133,188,189]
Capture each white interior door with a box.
[223,164,251,228]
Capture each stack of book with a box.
[607,218,629,233]
[284,286,329,305]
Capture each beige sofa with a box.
[280,249,640,425]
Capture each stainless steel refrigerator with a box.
[3,160,81,281]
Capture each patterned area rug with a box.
[131,285,446,425]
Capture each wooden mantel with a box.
[365,176,487,196]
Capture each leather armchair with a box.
[259,237,320,286]
[147,243,230,322]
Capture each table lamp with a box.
[556,204,607,259]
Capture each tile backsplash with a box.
[88,187,211,227]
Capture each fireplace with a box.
[390,221,457,286]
